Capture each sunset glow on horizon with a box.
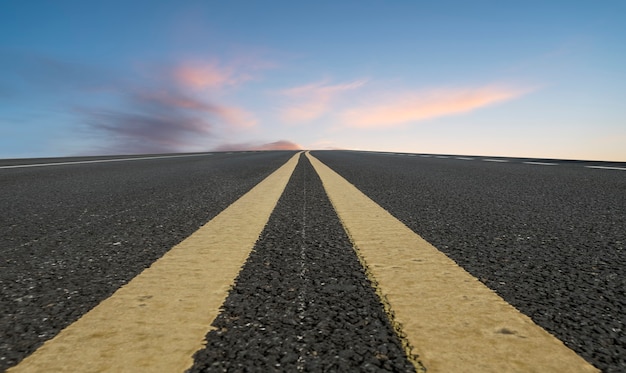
[1,1,625,161]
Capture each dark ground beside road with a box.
[0,151,295,371]
[313,150,626,373]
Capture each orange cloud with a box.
[167,59,262,129]
[255,140,303,150]
[136,90,256,128]
[279,79,366,123]
[340,85,531,128]
[173,61,246,90]
[213,140,302,151]
[216,105,257,128]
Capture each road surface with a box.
[1,150,623,372]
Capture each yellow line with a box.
[306,152,598,373]
[10,152,302,373]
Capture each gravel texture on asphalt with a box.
[0,151,295,371]
[189,154,416,373]
[312,150,626,373]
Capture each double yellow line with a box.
[10,152,597,372]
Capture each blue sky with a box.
[1,1,625,160]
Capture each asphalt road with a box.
[1,150,624,372]
[0,151,296,371]
[188,154,415,372]
[312,150,626,373]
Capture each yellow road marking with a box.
[10,152,302,373]
[306,152,598,373]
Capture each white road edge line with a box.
[523,162,558,166]
[455,157,474,161]
[585,166,626,171]
[482,158,509,163]
[0,153,214,169]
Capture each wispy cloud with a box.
[84,84,259,153]
[213,140,302,151]
[77,67,260,153]
[340,85,532,128]
[83,108,212,154]
[80,87,230,154]
[173,61,245,90]
[215,106,257,128]
[255,140,303,150]
[278,79,366,123]
[134,90,256,127]
[1,52,263,154]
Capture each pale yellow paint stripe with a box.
[306,152,599,373]
[10,152,302,373]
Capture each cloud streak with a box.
[1,51,264,154]
[134,90,256,128]
[80,80,258,154]
[279,79,366,123]
[340,85,531,128]
[84,109,211,154]
[81,88,222,154]
[213,140,302,151]
[173,61,246,90]
[82,61,261,153]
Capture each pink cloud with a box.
[216,106,257,128]
[340,85,532,128]
[166,59,261,128]
[173,61,247,90]
[255,140,303,150]
[81,61,259,154]
[279,79,366,123]
[213,140,302,151]
[135,90,256,128]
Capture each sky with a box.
[1,1,625,161]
